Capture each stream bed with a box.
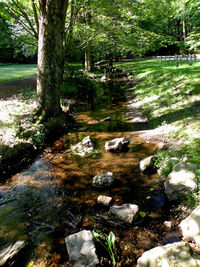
[0,80,181,266]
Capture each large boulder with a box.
[137,241,200,267]
[71,136,94,156]
[139,155,158,175]
[164,162,198,201]
[180,205,200,244]
[65,230,99,267]
[105,137,130,152]
[92,172,115,188]
[109,203,139,224]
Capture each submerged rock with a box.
[92,172,115,188]
[139,155,158,175]
[0,240,26,266]
[105,137,130,152]
[137,241,200,267]
[164,162,198,201]
[65,230,99,267]
[109,203,139,224]
[71,136,94,156]
[144,193,167,212]
[180,205,200,244]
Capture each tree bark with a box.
[183,18,186,41]
[85,43,92,72]
[36,0,68,120]
[84,1,93,72]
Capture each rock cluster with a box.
[139,156,198,202]
[67,136,200,266]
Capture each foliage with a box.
[0,5,15,62]
[93,227,116,266]
[186,27,200,52]
[1,0,200,63]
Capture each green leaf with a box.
[196,169,200,175]
[138,211,146,218]
[92,231,101,238]
[108,231,115,246]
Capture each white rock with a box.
[164,162,198,201]
[164,221,172,229]
[71,136,94,157]
[105,137,130,152]
[180,205,200,244]
[139,155,157,175]
[109,203,139,224]
[137,241,200,267]
[65,230,99,267]
[97,195,112,206]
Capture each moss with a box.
[0,143,36,180]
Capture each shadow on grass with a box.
[149,100,200,128]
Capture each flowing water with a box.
[0,80,180,266]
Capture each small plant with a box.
[92,227,116,266]
[183,192,199,208]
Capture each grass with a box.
[116,59,200,164]
[0,64,37,83]
[0,88,36,146]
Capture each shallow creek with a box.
[0,80,181,266]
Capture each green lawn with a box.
[0,64,37,83]
[117,59,200,164]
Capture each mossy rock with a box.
[22,113,70,149]
[0,143,36,180]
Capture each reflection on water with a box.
[0,80,174,266]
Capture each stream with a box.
[0,79,181,266]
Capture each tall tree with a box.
[36,0,68,120]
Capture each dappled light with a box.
[1,0,200,264]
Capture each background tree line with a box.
[1,0,200,65]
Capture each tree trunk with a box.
[85,43,92,72]
[84,0,93,72]
[36,0,68,121]
[183,18,186,41]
